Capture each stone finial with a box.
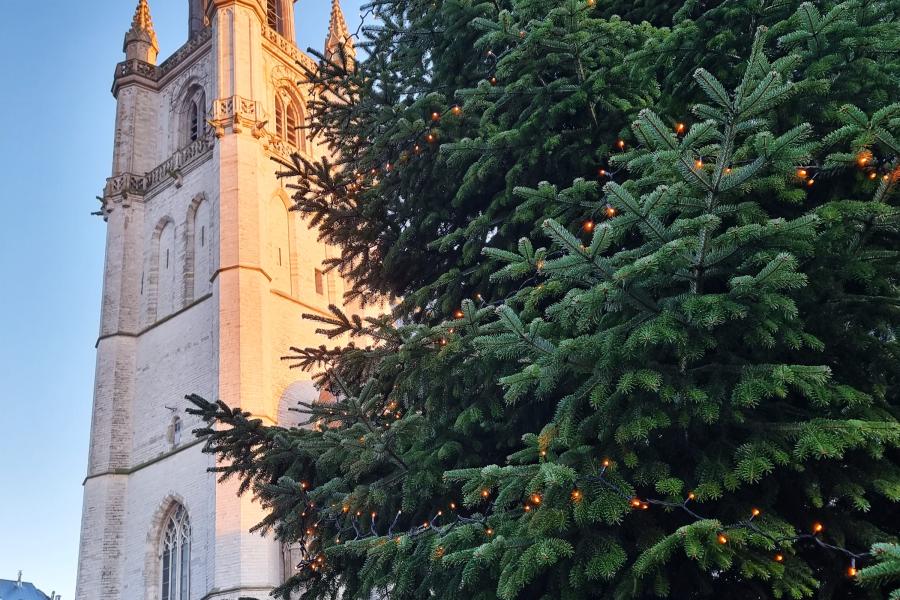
[124,0,160,64]
[325,0,356,64]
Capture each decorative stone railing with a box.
[104,134,215,199]
[157,28,212,79]
[262,27,318,73]
[113,28,212,88]
[212,95,260,123]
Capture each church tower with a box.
[76,1,360,598]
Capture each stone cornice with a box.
[83,438,205,484]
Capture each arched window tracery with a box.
[274,91,305,151]
[180,86,206,147]
[160,505,191,600]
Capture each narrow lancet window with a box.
[161,505,191,600]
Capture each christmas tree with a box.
[189,1,900,598]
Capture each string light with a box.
[481,489,490,498]
[571,489,582,502]
[774,553,784,563]
[617,139,626,150]
[813,522,824,534]
[675,122,686,135]
[531,494,542,505]
[582,220,595,233]
[695,158,704,169]
[604,205,617,218]
[718,533,729,545]
[796,168,808,179]
[848,559,857,578]
[489,76,498,86]
[453,309,465,319]
[431,111,441,122]
[857,150,873,167]
[751,508,761,518]
[597,168,607,177]
[451,105,462,116]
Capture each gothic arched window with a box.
[285,102,300,147]
[267,0,284,35]
[161,505,191,600]
[274,92,304,151]
[180,86,206,147]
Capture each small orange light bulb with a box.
[675,123,686,134]
[848,566,857,577]
[431,112,441,122]
[774,554,784,563]
[451,105,462,116]
[582,220,595,233]
[631,498,642,508]
[751,508,761,517]
[718,534,728,545]
[617,139,626,150]
[481,489,490,498]
[813,523,824,534]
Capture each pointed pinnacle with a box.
[326,0,355,60]
[126,0,159,50]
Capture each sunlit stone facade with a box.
[76,1,358,598]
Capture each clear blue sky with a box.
[0,1,363,597]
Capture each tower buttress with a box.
[325,0,356,64]
[123,0,159,64]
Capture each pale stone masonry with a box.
[76,1,363,598]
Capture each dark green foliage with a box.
[189,1,900,598]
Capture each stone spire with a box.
[123,0,160,64]
[325,0,356,64]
